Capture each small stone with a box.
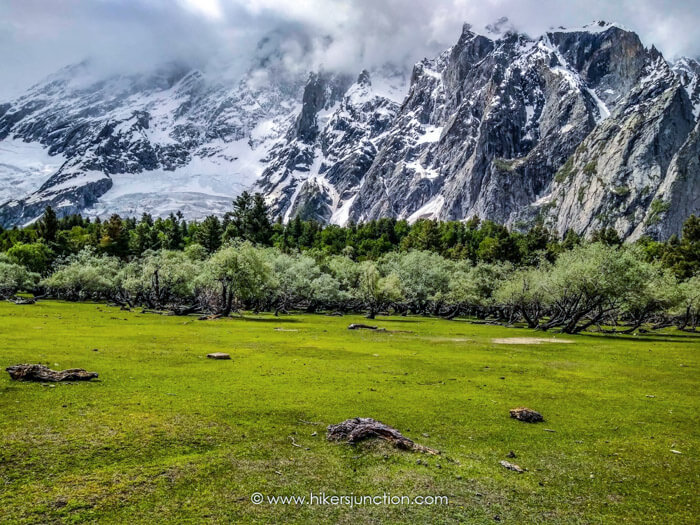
[207,353,231,360]
[500,460,525,473]
[671,450,682,454]
[507,451,516,458]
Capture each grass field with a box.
[0,301,698,523]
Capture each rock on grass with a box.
[509,407,544,423]
[500,460,525,473]
[327,417,439,455]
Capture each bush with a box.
[42,250,121,300]
[0,261,40,298]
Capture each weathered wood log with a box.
[348,324,379,330]
[206,353,231,360]
[327,417,439,455]
[6,364,98,382]
[8,296,36,305]
[509,407,544,423]
[198,314,223,321]
[171,305,199,316]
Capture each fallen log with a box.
[206,352,231,360]
[6,364,98,382]
[327,417,439,455]
[8,296,36,305]
[348,323,379,330]
[198,314,223,321]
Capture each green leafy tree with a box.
[6,242,54,275]
[198,243,272,315]
[119,251,199,309]
[381,251,452,314]
[494,264,550,328]
[540,244,638,333]
[357,261,403,318]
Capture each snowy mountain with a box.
[0,48,306,225]
[0,20,698,240]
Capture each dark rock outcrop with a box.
[6,364,98,382]
[509,407,544,423]
[327,417,439,454]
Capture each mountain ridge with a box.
[0,20,698,240]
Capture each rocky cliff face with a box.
[341,22,699,239]
[0,20,698,239]
[254,68,405,223]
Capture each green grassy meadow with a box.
[0,301,698,523]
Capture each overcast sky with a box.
[1,0,698,100]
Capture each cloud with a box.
[0,0,698,99]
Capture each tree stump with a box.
[509,407,544,423]
[327,417,439,454]
[6,364,98,382]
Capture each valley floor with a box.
[0,302,698,523]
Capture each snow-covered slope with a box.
[0,53,304,225]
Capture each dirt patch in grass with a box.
[492,337,575,345]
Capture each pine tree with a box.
[37,206,59,243]
[194,216,222,253]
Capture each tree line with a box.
[0,193,698,333]
[1,192,698,278]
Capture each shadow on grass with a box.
[575,332,700,344]
[229,316,300,323]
